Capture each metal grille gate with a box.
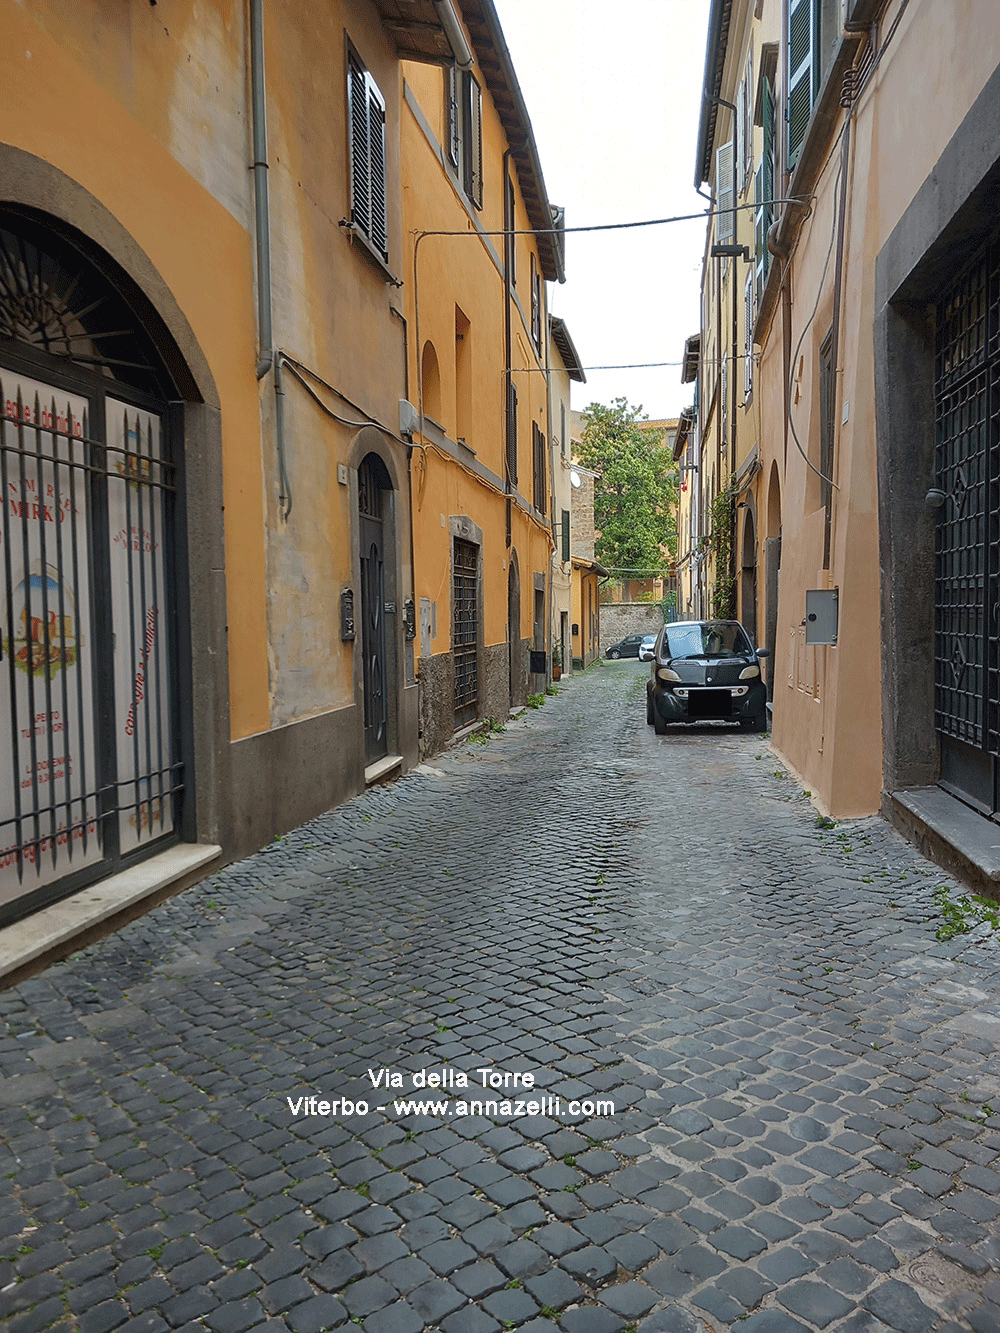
[934,231,1000,813]
[453,538,478,726]
[0,369,181,920]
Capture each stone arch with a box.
[740,501,758,643]
[764,461,782,698]
[348,428,404,767]
[767,460,782,538]
[0,165,230,921]
[0,146,219,408]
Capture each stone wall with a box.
[418,653,454,760]
[570,473,596,561]
[600,603,664,653]
[419,642,516,759]
[482,642,512,723]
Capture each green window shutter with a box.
[787,0,816,171]
[562,509,570,563]
[754,164,765,300]
[716,141,735,243]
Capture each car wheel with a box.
[646,691,654,725]
[608,649,621,659]
[653,709,668,736]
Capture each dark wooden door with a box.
[359,459,387,763]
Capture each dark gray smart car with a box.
[646,619,769,734]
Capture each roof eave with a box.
[549,315,586,383]
[695,0,733,189]
[460,0,564,282]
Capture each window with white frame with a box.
[348,51,388,261]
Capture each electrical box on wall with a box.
[805,589,839,645]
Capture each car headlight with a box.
[658,667,681,682]
[739,665,760,680]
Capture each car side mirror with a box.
[755,648,771,658]
[640,649,654,661]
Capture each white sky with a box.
[493,0,711,422]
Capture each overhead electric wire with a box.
[412,197,811,241]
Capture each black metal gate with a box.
[359,455,388,764]
[0,215,185,924]
[934,232,999,814]
[453,537,478,726]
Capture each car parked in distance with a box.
[606,633,656,660]
[646,619,770,734]
[637,635,658,661]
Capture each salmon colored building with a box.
[689,0,1000,884]
[399,1,566,751]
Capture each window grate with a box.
[933,236,998,751]
[452,538,478,725]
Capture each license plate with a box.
[688,689,732,717]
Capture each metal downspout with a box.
[249,0,273,380]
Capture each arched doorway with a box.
[508,552,520,707]
[358,453,393,763]
[740,505,758,643]
[765,463,782,700]
[0,209,190,922]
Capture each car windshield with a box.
[663,622,753,659]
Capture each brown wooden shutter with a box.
[446,64,459,167]
[368,80,388,259]
[462,73,483,208]
[506,380,518,486]
[348,54,370,238]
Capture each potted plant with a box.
[552,642,563,681]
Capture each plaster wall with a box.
[0,0,268,740]
[757,0,1000,816]
[400,35,554,750]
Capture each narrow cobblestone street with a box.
[2,662,1000,1333]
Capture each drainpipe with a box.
[432,0,474,68]
[249,0,273,379]
[502,140,528,548]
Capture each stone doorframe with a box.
[0,145,230,852]
[874,63,1000,796]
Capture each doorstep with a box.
[0,842,222,984]
[365,754,403,786]
[889,786,1000,897]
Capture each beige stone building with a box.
[687,0,1000,881]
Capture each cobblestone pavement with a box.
[2,662,1000,1333]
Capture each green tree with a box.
[577,398,678,580]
